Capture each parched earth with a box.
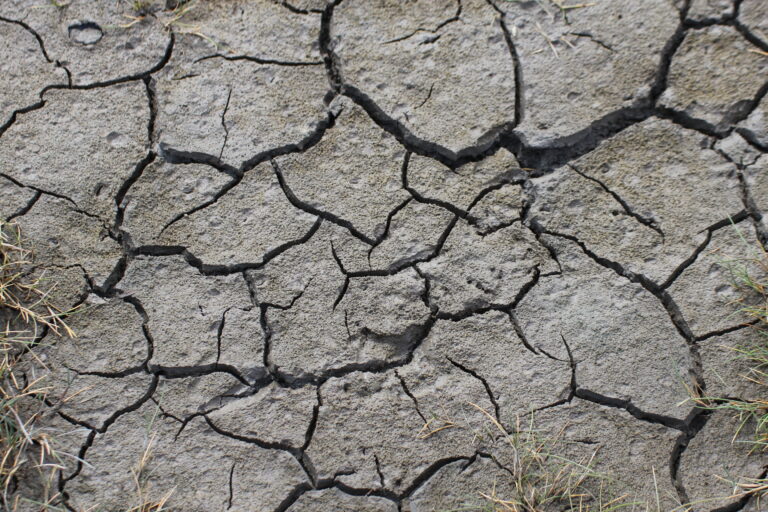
[2,0,768,510]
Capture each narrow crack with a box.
[56,374,159,494]
[273,159,376,245]
[215,308,230,364]
[332,275,350,310]
[204,414,300,453]
[574,388,689,432]
[6,189,42,222]
[413,84,434,110]
[138,216,324,276]
[736,126,768,153]
[114,151,156,232]
[0,98,47,139]
[381,0,461,45]
[569,164,664,238]
[433,265,543,323]
[279,454,477,510]
[218,87,232,161]
[345,215,460,279]
[227,462,236,509]
[276,0,324,15]
[301,386,323,452]
[669,408,711,504]
[524,335,577,413]
[203,413,323,491]
[525,223,708,422]
[650,11,689,103]
[695,318,760,342]
[567,31,615,51]
[486,0,524,127]
[445,357,501,424]
[196,53,324,67]
[47,33,175,91]
[683,0,739,28]
[0,15,53,62]
[374,454,386,488]
[659,210,749,291]
[122,295,155,365]
[0,173,97,219]
[272,469,359,512]
[262,299,437,389]
[395,370,427,424]
[716,143,768,247]
[738,168,768,248]
[401,152,470,219]
[367,197,413,265]
[157,101,340,233]
[529,221,697,344]
[734,20,768,54]
[158,174,241,234]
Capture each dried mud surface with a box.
[1,0,767,510]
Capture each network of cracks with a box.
[1,0,768,510]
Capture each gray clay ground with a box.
[2,0,768,510]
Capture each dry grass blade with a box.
[123,413,175,512]
[156,0,219,48]
[417,416,458,439]
[123,491,173,512]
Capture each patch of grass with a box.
[156,0,220,49]
[0,220,79,511]
[436,403,647,512]
[689,226,768,501]
[0,222,75,339]
[0,220,173,511]
[131,0,152,12]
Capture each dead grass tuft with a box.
[420,402,655,512]
[469,404,640,512]
[0,219,80,510]
[0,220,173,511]
[688,226,768,502]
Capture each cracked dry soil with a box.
[2,0,768,510]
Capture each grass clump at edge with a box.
[471,404,643,512]
[0,219,77,510]
[688,227,768,503]
[0,220,172,512]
